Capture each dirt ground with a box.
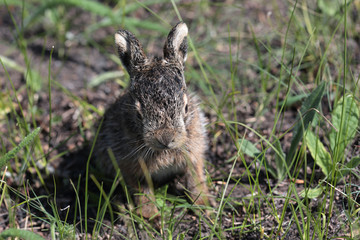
[1,1,360,239]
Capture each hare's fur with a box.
[95,22,211,219]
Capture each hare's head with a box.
[115,22,191,151]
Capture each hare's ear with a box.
[115,30,147,74]
[163,22,188,65]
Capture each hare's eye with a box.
[183,94,188,114]
[136,111,142,120]
[135,100,142,120]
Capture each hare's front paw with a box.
[135,191,159,220]
[190,188,215,207]
[194,193,216,208]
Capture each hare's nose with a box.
[157,133,175,149]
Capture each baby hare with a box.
[95,22,212,219]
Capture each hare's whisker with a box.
[121,143,146,160]
[143,147,154,161]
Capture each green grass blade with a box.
[299,187,323,199]
[286,81,326,164]
[48,46,54,152]
[23,0,115,29]
[329,95,360,157]
[25,68,42,92]
[273,136,286,180]
[237,139,277,179]
[89,71,125,88]
[237,139,261,158]
[305,130,332,177]
[318,0,342,16]
[0,55,25,73]
[338,157,360,179]
[23,0,169,33]
[0,127,40,169]
[0,228,45,240]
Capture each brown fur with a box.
[95,22,211,219]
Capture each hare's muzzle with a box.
[149,128,186,150]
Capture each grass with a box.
[1,0,360,239]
